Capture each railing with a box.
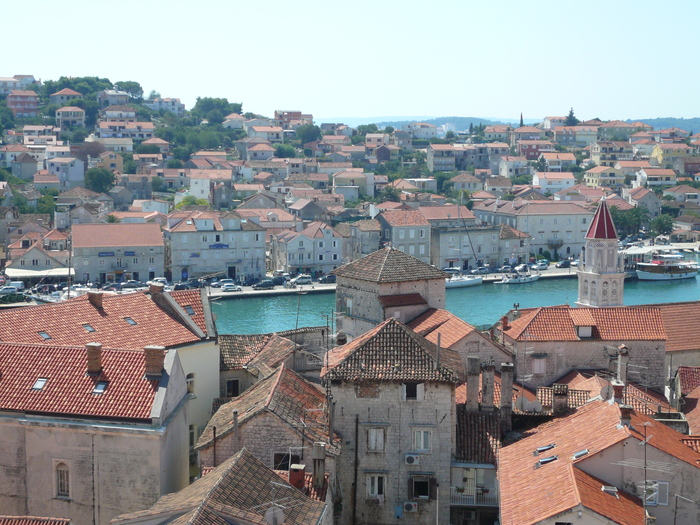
[449,485,498,507]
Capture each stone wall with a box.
[332,380,455,525]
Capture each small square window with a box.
[33,378,48,390]
[38,331,51,340]
[93,382,108,394]
[83,324,96,333]
[184,305,195,316]
[124,317,137,326]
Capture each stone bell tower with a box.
[576,198,625,307]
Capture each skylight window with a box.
[38,331,51,340]
[83,324,96,333]
[124,317,137,326]
[32,378,48,390]
[533,443,556,456]
[93,382,108,394]
[184,305,195,316]
[572,449,589,460]
[601,486,619,498]
[535,455,558,468]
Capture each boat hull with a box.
[636,269,698,280]
[497,274,540,284]
[445,276,483,288]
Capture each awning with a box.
[4,268,75,279]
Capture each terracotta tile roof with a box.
[408,308,477,348]
[353,218,381,232]
[499,400,698,525]
[633,301,700,353]
[275,470,329,502]
[170,289,209,335]
[332,247,447,283]
[417,204,475,221]
[536,386,593,410]
[197,365,334,451]
[503,306,665,342]
[677,366,700,395]
[0,292,201,349]
[585,198,618,239]
[112,448,325,524]
[219,333,295,375]
[573,467,644,525]
[0,342,161,420]
[378,293,427,308]
[321,318,463,383]
[72,223,163,248]
[378,209,430,227]
[455,371,537,407]
[455,406,500,464]
[0,519,70,525]
[681,435,700,453]
[451,172,480,183]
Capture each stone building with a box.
[332,247,448,339]
[321,318,463,525]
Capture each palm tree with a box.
[650,214,674,236]
[105,214,121,223]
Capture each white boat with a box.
[497,272,541,284]
[445,274,483,288]
[636,253,698,281]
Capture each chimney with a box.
[86,342,103,374]
[619,404,633,427]
[500,362,514,434]
[149,282,164,294]
[233,409,240,452]
[335,332,347,346]
[611,378,624,404]
[289,463,306,490]
[435,333,441,370]
[466,356,480,412]
[501,316,509,331]
[312,442,326,489]
[87,291,103,309]
[328,399,335,444]
[144,345,166,377]
[481,364,495,411]
[617,345,629,385]
[552,384,569,416]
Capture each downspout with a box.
[352,414,359,525]
[213,426,217,466]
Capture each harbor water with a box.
[213,275,700,335]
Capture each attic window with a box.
[32,378,48,390]
[572,449,589,460]
[533,443,556,456]
[83,324,96,333]
[38,331,51,340]
[535,455,558,468]
[184,305,195,316]
[93,382,108,394]
[124,317,137,326]
[601,485,619,498]
[186,220,192,225]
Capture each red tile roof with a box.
[71,222,163,248]
[378,293,427,308]
[0,292,201,349]
[170,289,209,335]
[0,519,70,525]
[332,247,447,283]
[379,208,430,227]
[677,366,700,395]
[503,306,665,342]
[633,301,700,353]
[455,370,537,407]
[586,198,618,239]
[0,342,161,420]
[455,407,500,464]
[573,467,644,525]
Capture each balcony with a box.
[110,263,129,269]
[449,485,498,507]
[547,239,563,249]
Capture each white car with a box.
[221,283,242,292]
[533,261,549,270]
[291,274,312,285]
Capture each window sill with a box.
[54,496,71,502]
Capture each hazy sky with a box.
[5,0,700,122]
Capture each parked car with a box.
[271,275,287,286]
[571,259,580,267]
[442,268,461,275]
[173,283,192,291]
[499,265,512,273]
[0,286,19,295]
[318,274,336,283]
[533,261,549,270]
[555,259,571,268]
[291,274,312,285]
[252,279,275,290]
[212,278,235,288]
[221,283,243,292]
[242,276,261,286]
[470,267,489,275]
[514,264,530,273]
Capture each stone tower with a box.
[576,199,625,307]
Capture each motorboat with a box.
[497,272,540,284]
[636,253,698,281]
[445,274,483,288]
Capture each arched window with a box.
[566,247,571,254]
[186,373,195,394]
[56,462,69,498]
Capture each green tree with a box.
[295,124,321,144]
[123,160,137,174]
[384,126,395,134]
[114,81,143,101]
[84,168,115,193]
[152,176,166,192]
[650,214,674,236]
[275,144,296,158]
[192,97,242,119]
[147,89,161,100]
[175,196,210,209]
[71,128,88,143]
[105,214,121,223]
[379,186,401,202]
[535,157,547,172]
[206,109,225,124]
[166,159,183,169]
[445,131,456,141]
[564,107,580,126]
[36,189,59,217]
[357,124,379,135]
[135,144,161,154]
[10,193,32,214]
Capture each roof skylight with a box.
[535,455,558,468]
[38,331,51,340]
[83,324,96,333]
[533,443,556,456]
[124,317,137,326]
[184,305,195,316]
[32,378,47,390]
[572,449,589,460]
[93,382,108,394]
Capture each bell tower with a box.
[576,199,625,307]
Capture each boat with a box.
[636,253,698,281]
[497,272,541,284]
[445,274,483,288]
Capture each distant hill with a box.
[628,117,700,134]
[375,116,534,131]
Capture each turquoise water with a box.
[212,276,700,334]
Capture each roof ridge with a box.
[266,365,285,408]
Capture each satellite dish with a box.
[265,506,285,525]
[530,400,543,413]
[600,383,614,402]
[515,396,527,411]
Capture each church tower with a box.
[576,199,625,307]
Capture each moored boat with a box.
[445,274,483,288]
[636,253,698,281]
[496,272,541,284]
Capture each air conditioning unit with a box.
[405,454,420,465]
[403,501,418,513]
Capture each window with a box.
[333,254,338,260]
[83,324,96,333]
[410,475,435,500]
[318,241,324,248]
[367,474,385,498]
[38,331,51,340]
[367,428,385,452]
[399,230,405,239]
[403,382,424,401]
[33,378,48,390]
[186,373,195,394]
[189,424,197,448]
[419,229,425,238]
[414,429,431,451]
[124,317,137,326]
[226,379,240,397]
[532,358,546,375]
[646,480,669,506]
[273,453,300,471]
[55,462,70,499]
[149,257,155,264]
[318,254,324,261]
[99,259,105,267]
[93,381,108,394]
